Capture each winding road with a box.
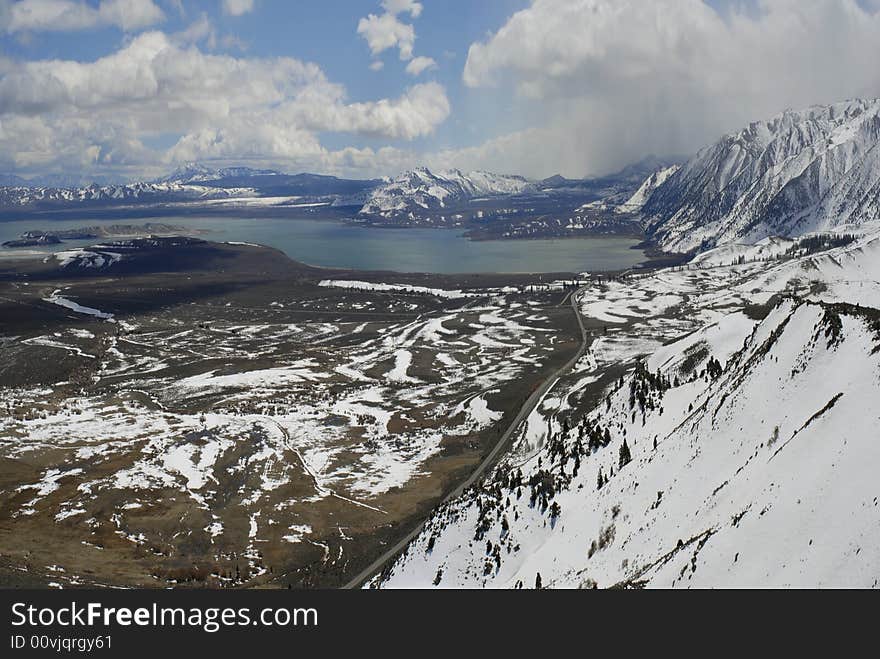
[343,286,591,588]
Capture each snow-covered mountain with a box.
[158,162,283,184]
[372,222,880,588]
[0,181,255,208]
[644,99,880,253]
[360,167,534,217]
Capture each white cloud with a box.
[460,0,880,177]
[1,0,165,33]
[222,0,254,16]
[370,60,384,72]
[357,0,437,75]
[170,12,247,51]
[381,0,422,17]
[0,31,450,177]
[357,11,415,60]
[172,13,215,47]
[405,55,436,76]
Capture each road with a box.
[343,286,591,588]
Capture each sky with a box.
[1,0,879,182]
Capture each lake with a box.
[0,216,647,274]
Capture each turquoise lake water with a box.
[0,216,647,274]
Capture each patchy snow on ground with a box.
[386,349,416,383]
[172,360,329,394]
[43,291,114,320]
[319,280,474,299]
[1,290,564,582]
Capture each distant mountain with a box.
[538,157,683,195]
[154,164,381,205]
[158,163,283,184]
[643,99,880,253]
[0,173,123,188]
[0,174,29,187]
[34,173,123,188]
[202,172,381,202]
[538,174,572,188]
[0,181,255,209]
[360,167,534,218]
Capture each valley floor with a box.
[0,242,583,588]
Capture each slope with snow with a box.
[688,236,796,268]
[372,226,880,589]
[644,99,880,253]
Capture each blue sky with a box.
[1,1,879,181]
[0,0,530,150]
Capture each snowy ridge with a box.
[372,227,880,588]
[644,99,880,253]
[360,167,533,217]
[612,164,680,214]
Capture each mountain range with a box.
[2,99,880,255]
[0,167,380,211]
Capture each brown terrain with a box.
[0,239,584,588]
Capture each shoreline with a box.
[0,213,679,277]
[0,236,687,281]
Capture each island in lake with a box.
[1,223,202,248]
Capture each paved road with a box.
[343,286,590,588]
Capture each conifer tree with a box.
[619,439,632,468]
